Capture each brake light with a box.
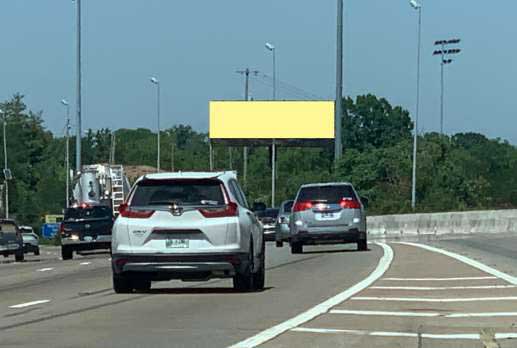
[340,198,361,209]
[293,201,313,212]
[118,203,155,219]
[199,202,238,218]
[59,223,65,235]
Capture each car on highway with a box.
[256,208,279,242]
[111,171,265,293]
[289,182,367,254]
[0,220,24,262]
[60,203,114,260]
[275,200,294,247]
[20,226,40,255]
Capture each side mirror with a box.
[360,196,369,209]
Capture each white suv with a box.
[111,171,265,293]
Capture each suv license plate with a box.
[166,239,189,249]
[320,212,335,219]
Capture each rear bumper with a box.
[0,244,23,255]
[61,237,111,251]
[290,228,365,245]
[111,252,250,281]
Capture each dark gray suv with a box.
[289,183,367,254]
[0,220,24,262]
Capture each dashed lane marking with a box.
[226,242,394,348]
[37,268,54,272]
[383,276,497,281]
[329,309,517,318]
[352,296,517,303]
[398,242,517,285]
[9,300,51,309]
[80,262,91,265]
[291,327,517,340]
[371,285,516,290]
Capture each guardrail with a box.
[367,209,517,238]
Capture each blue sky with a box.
[1,1,516,143]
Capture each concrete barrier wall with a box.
[366,209,517,238]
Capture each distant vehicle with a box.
[256,208,279,242]
[275,200,294,247]
[20,226,40,255]
[0,220,24,262]
[60,164,130,260]
[111,171,265,293]
[289,182,367,254]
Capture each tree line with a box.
[1,93,516,230]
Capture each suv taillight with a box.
[118,203,155,219]
[340,198,361,209]
[199,202,238,218]
[293,201,313,212]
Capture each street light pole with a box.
[150,77,161,172]
[0,109,7,219]
[265,43,277,207]
[410,0,422,210]
[61,100,71,208]
[335,0,344,163]
[75,0,82,175]
[433,39,461,135]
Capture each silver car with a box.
[20,226,40,255]
[289,182,367,254]
[275,200,293,247]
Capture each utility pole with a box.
[0,109,8,219]
[236,68,258,186]
[75,0,82,175]
[171,141,175,172]
[61,100,71,207]
[410,0,422,210]
[334,0,344,163]
[433,39,461,134]
[109,132,116,165]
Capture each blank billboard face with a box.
[209,101,334,139]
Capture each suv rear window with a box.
[297,185,356,204]
[131,180,225,206]
[64,206,113,220]
[0,222,17,234]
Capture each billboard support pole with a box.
[271,139,276,208]
[209,140,213,171]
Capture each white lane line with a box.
[329,309,440,317]
[383,276,497,281]
[398,242,517,285]
[329,309,517,318]
[226,242,394,348]
[352,296,517,303]
[9,300,51,309]
[291,327,517,340]
[37,267,54,272]
[371,285,516,290]
[80,262,91,265]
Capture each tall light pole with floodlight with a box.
[150,77,161,172]
[61,99,71,207]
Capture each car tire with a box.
[275,240,283,248]
[113,274,133,294]
[233,239,255,292]
[253,239,265,291]
[357,239,368,251]
[61,246,73,260]
[34,248,40,256]
[291,242,303,254]
[15,251,24,262]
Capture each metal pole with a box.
[65,105,70,208]
[243,68,249,186]
[271,140,276,207]
[334,0,344,162]
[157,82,161,171]
[75,0,82,174]
[411,5,422,210]
[3,118,8,219]
[209,140,213,171]
[440,52,444,135]
[272,50,276,101]
[171,141,175,172]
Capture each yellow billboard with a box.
[209,101,334,139]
